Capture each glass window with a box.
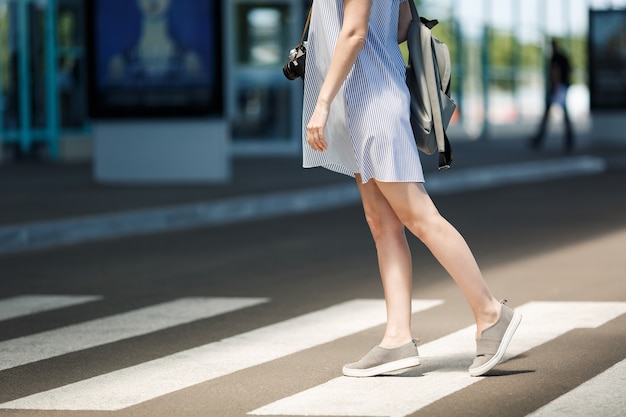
[0,2,20,130]
[236,5,289,67]
[231,3,298,143]
[232,83,292,139]
[58,0,87,128]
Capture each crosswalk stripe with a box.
[526,358,626,417]
[425,156,606,195]
[0,299,443,411]
[249,301,626,417]
[0,294,101,322]
[0,297,269,371]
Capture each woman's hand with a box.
[306,101,330,152]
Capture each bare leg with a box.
[562,100,574,151]
[356,175,414,348]
[531,99,551,149]
[372,180,501,336]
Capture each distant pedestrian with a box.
[302,0,521,378]
[530,39,574,152]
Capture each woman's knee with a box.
[397,206,443,242]
[375,182,443,241]
[363,208,404,242]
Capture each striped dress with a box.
[302,0,424,184]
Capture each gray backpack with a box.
[406,0,456,169]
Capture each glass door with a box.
[226,0,308,155]
[0,0,58,159]
[57,0,87,129]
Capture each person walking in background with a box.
[530,39,574,152]
[302,0,521,378]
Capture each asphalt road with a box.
[1,168,625,417]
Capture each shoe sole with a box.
[342,356,421,378]
[469,310,522,377]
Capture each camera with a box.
[283,43,307,80]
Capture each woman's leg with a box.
[355,174,414,348]
[373,180,501,336]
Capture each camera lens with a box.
[283,63,299,80]
[282,45,305,81]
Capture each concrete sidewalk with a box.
[0,134,623,255]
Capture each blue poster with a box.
[88,0,223,118]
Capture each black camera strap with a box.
[300,5,313,46]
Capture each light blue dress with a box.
[302,0,424,184]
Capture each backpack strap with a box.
[416,25,446,155]
[420,16,439,30]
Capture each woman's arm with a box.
[398,1,412,44]
[306,0,372,152]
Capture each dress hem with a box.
[303,164,425,185]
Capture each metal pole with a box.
[454,17,464,124]
[543,1,550,39]
[45,0,59,160]
[539,0,548,100]
[0,4,5,143]
[450,0,463,123]
[562,0,568,48]
[511,0,521,115]
[481,0,491,140]
[17,0,31,153]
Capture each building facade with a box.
[0,0,622,164]
[0,0,310,162]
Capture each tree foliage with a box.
[402,1,588,89]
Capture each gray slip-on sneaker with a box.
[342,339,420,377]
[469,299,522,377]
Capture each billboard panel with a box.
[87,0,223,118]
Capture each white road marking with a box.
[425,156,606,195]
[249,301,626,417]
[0,297,269,371]
[0,294,101,322]
[527,358,626,417]
[0,156,606,255]
[0,299,443,411]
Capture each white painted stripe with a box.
[0,299,443,410]
[0,297,269,371]
[0,184,359,255]
[249,301,626,417]
[425,156,606,195]
[0,156,606,256]
[0,295,101,322]
[527,358,626,417]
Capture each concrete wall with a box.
[93,119,231,184]
[591,112,626,145]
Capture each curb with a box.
[0,156,606,255]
